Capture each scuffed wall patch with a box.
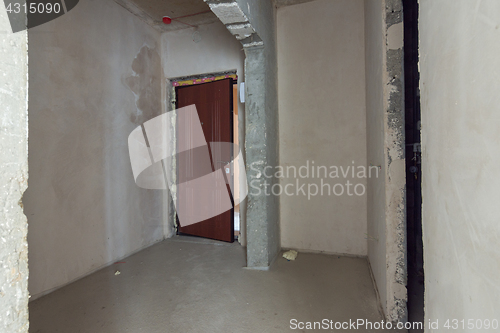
[386,0,403,28]
[125,45,162,125]
[387,49,405,162]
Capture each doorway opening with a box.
[403,0,424,329]
[172,75,241,243]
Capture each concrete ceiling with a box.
[274,0,316,8]
[114,0,220,32]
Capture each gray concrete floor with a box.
[29,236,400,333]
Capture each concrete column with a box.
[244,45,280,267]
[205,0,280,268]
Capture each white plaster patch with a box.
[208,2,248,25]
[387,22,403,50]
[227,23,255,40]
[243,41,264,48]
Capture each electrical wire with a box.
[171,10,212,20]
[169,9,212,28]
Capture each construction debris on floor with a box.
[282,250,298,261]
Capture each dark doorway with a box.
[403,0,424,330]
[175,78,235,242]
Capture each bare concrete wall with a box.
[278,0,367,256]
[24,0,165,299]
[364,0,406,322]
[0,5,29,332]
[419,0,500,326]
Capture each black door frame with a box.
[403,0,424,326]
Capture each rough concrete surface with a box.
[364,0,406,322]
[239,0,281,269]
[0,4,29,333]
[206,0,281,268]
[383,0,406,323]
[29,237,403,333]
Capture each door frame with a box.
[166,71,238,241]
[403,0,424,326]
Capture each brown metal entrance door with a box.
[175,78,234,242]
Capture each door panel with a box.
[176,79,234,242]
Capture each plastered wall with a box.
[163,21,244,80]
[364,0,388,315]
[0,5,29,332]
[24,0,166,299]
[277,0,368,256]
[419,0,500,326]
